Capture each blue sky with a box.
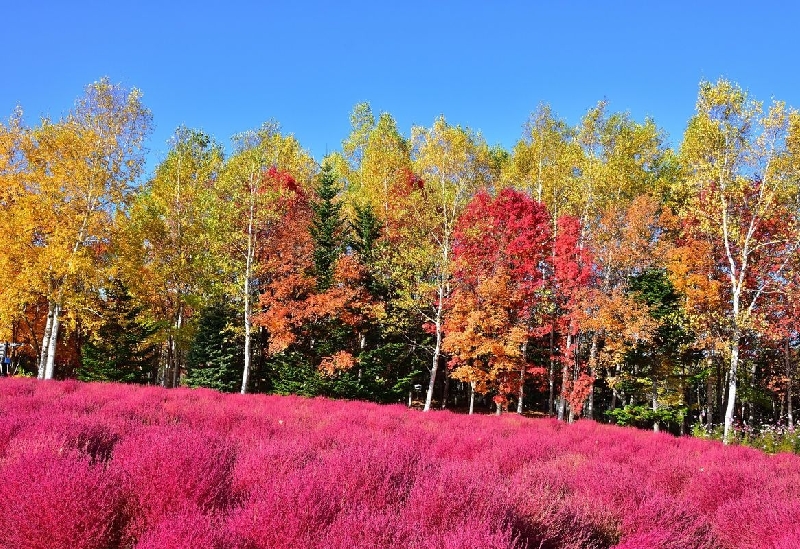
[2,1,798,176]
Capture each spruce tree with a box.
[310,162,345,290]
[185,302,244,392]
[350,203,381,262]
[79,281,159,384]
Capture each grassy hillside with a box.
[0,378,796,549]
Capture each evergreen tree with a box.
[350,203,381,265]
[78,281,159,384]
[310,162,346,290]
[185,302,244,393]
[350,203,384,296]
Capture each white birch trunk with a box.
[517,341,527,414]
[424,297,443,412]
[424,243,449,412]
[787,337,794,430]
[241,197,255,395]
[586,332,599,420]
[548,327,555,415]
[724,334,740,443]
[558,333,572,421]
[38,302,54,380]
[469,381,476,415]
[652,380,660,433]
[43,303,60,380]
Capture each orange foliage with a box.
[444,271,528,395]
[254,193,382,372]
[318,350,356,376]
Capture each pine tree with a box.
[78,281,159,384]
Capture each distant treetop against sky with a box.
[3,0,798,174]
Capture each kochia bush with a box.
[0,377,796,548]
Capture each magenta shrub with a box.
[0,450,124,549]
[0,377,797,549]
[111,424,236,542]
[133,511,225,549]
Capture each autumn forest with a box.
[2,77,799,445]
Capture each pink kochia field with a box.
[0,380,796,549]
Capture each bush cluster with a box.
[0,378,797,548]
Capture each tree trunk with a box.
[163,337,174,388]
[441,374,450,409]
[568,334,579,423]
[37,302,55,379]
[241,192,256,395]
[170,311,183,389]
[547,325,555,415]
[166,336,175,388]
[241,282,252,394]
[558,333,572,421]
[424,254,448,412]
[517,341,527,414]
[706,353,714,429]
[787,337,794,430]
[717,359,725,424]
[469,382,475,415]
[425,327,442,412]
[748,360,757,426]
[723,332,740,444]
[43,303,61,380]
[586,333,599,420]
[652,379,660,433]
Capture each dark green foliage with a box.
[608,268,698,433]
[310,162,345,291]
[78,281,159,384]
[350,203,382,265]
[267,351,324,397]
[350,203,384,296]
[267,342,423,404]
[629,268,690,348]
[605,404,687,430]
[353,343,424,403]
[185,302,243,392]
[629,268,680,315]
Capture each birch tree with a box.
[222,123,315,394]
[0,109,30,340]
[21,79,151,379]
[411,116,491,411]
[679,79,800,443]
[122,127,223,387]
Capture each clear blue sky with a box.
[2,1,798,176]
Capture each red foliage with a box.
[445,189,552,395]
[263,165,300,196]
[453,188,551,303]
[563,372,595,416]
[553,214,594,333]
[399,167,424,193]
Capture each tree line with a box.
[2,77,800,442]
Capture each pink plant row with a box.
[0,378,795,549]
